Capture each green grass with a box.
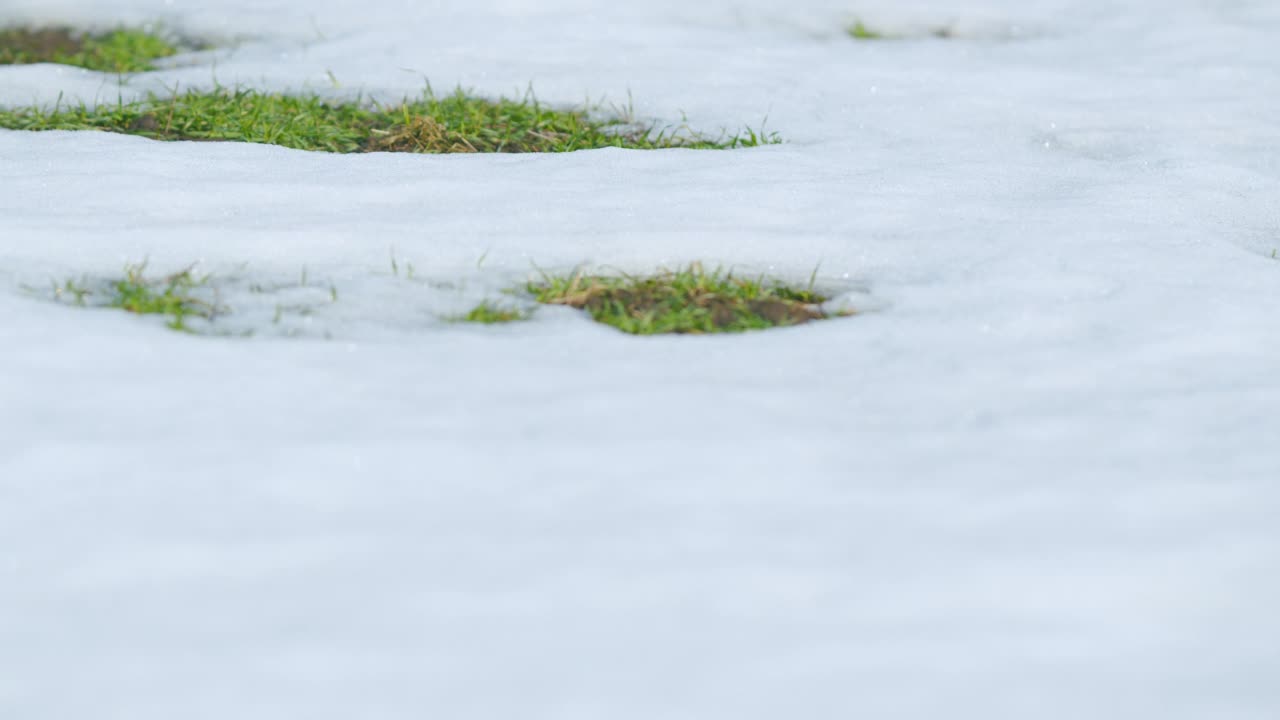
[527,264,848,335]
[52,263,219,332]
[453,301,533,324]
[107,264,218,331]
[847,21,954,40]
[0,26,178,73]
[44,262,347,336]
[0,86,780,153]
[39,262,852,337]
[848,21,886,40]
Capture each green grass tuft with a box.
[527,263,848,335]
[43,263,344,336]
[49,263,219,332]
[0,86,780,153]
[847,21,954,41]
[107,263,218,332]
[0,26,178,73]
[455,301,532,324]
[848,21,886,40]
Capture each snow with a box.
[2,0,1279,718]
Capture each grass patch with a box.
[527,264,849,335]
[453,301,533,324]
[848,21,887,40]
[110,265,213,332]
[0,26,178,72]
[35,262,854,338]
[0,86,779,153]
[846,21,954,40]
[42,262,344,336]
[52,263,220,332]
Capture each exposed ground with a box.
[0,26,177,72]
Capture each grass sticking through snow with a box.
[454,301,532,324]
[45,263,344,336]
[53,263,219,332]
[528,264,847,335]
[0,86,780,153]
[0,26,178,73]
[40,262,852,337]
[848,21,886,40]
[109,264,217,332]
[847,21,954,40]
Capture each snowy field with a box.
[2,0,1279,717]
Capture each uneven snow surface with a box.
[2,1,1279,718]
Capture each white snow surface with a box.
[2,0,1279,718]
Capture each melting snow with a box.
[2,0,1278,718]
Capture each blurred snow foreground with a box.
[2,0,1279,718]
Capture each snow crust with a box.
[2,1,1279,718]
